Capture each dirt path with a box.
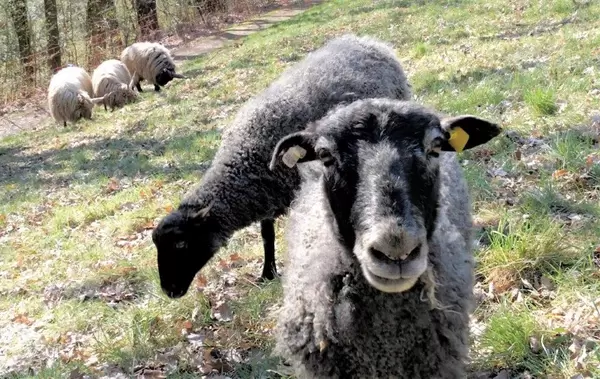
[0,0,324,140]
[171,1,323,65]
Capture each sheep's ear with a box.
[172,72,185,79]
[269,131,318,171]
[440,115,502,152]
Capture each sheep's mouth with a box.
[364,245,428,278]
[363,271,420,293]
[358,244,428,293]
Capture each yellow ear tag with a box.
[282,146,307,168]
[448,127,470,153]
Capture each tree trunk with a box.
[86,0,121,67]
[135,0,159,37]
[8,0,34,83]
[44,0,61,72]
[195,0,227,14]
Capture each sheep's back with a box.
[189,35,412,229]
[49,66,94,96]
[92,59,132,97]
[120,42,175,85]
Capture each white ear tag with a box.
[282,146,307,168]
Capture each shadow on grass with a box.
[0,129,220,206]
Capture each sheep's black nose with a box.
[367,229,421,262]
[162,284,185,299]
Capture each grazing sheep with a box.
[92,59,139,111]
[269,98,502,378]
[120,42,185,92]
[152,34,413,298]
[47,65,106,127]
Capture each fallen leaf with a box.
[140,220,155,230]
[211,301,233,322]
[514,149,522,160]
[229,253,242,262]
[529,335,541,354]
[552,169,568,179]
[138,369,167,379]
[105,178,120,194]
[182,320,193,332]
[186,332,204,347]
[12,313,33,326]
[164,205,174,213]
[195,275,208,290]
[68,368,85,379]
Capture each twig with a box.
[242,275,261,289]
[1,115,25,131]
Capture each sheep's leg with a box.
[259,218,278,281]
[154,84,161,92]
[63,121,67,127]
[136,82,143,92]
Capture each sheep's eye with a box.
[318,149,335,166]
[175,241,186,249]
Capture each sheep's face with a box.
[152,206,225,298]
[271,99,501,293]
[112,86,139,107]
[155,68,184,87]
[76,93,93,120]
[155,68,174,87]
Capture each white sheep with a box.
[47,65,106,127]
[92,59,139,111]
[120,42,185,92]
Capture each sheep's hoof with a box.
[154,84,161,92]
[257,269,279,283]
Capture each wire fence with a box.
[0,0,281,107]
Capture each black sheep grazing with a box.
[152,34,412,298]
[270,98,502,378]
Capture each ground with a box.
[1,0,600,378]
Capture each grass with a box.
[1,0,600,377]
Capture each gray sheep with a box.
[92,59,139,111]
[47,65,106,127]
[152,34,412,298]
[269,98,502,378]
[120,42,185,92]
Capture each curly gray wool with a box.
[275,155,475,379]
[47,65,103,127]
[157,34,412,291]
[120,42,181,91]
[92,59,139,111]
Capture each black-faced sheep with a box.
[269,98,502,378]
[47,65,106,127]
[92,59,139,111]
[151,34,413,298]
[120,42,185,92]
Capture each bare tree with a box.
[86,0,121,66]
[135,0,159,37]
[44,0,61,72]
[8,0,34,83]
[195,0,227,14]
